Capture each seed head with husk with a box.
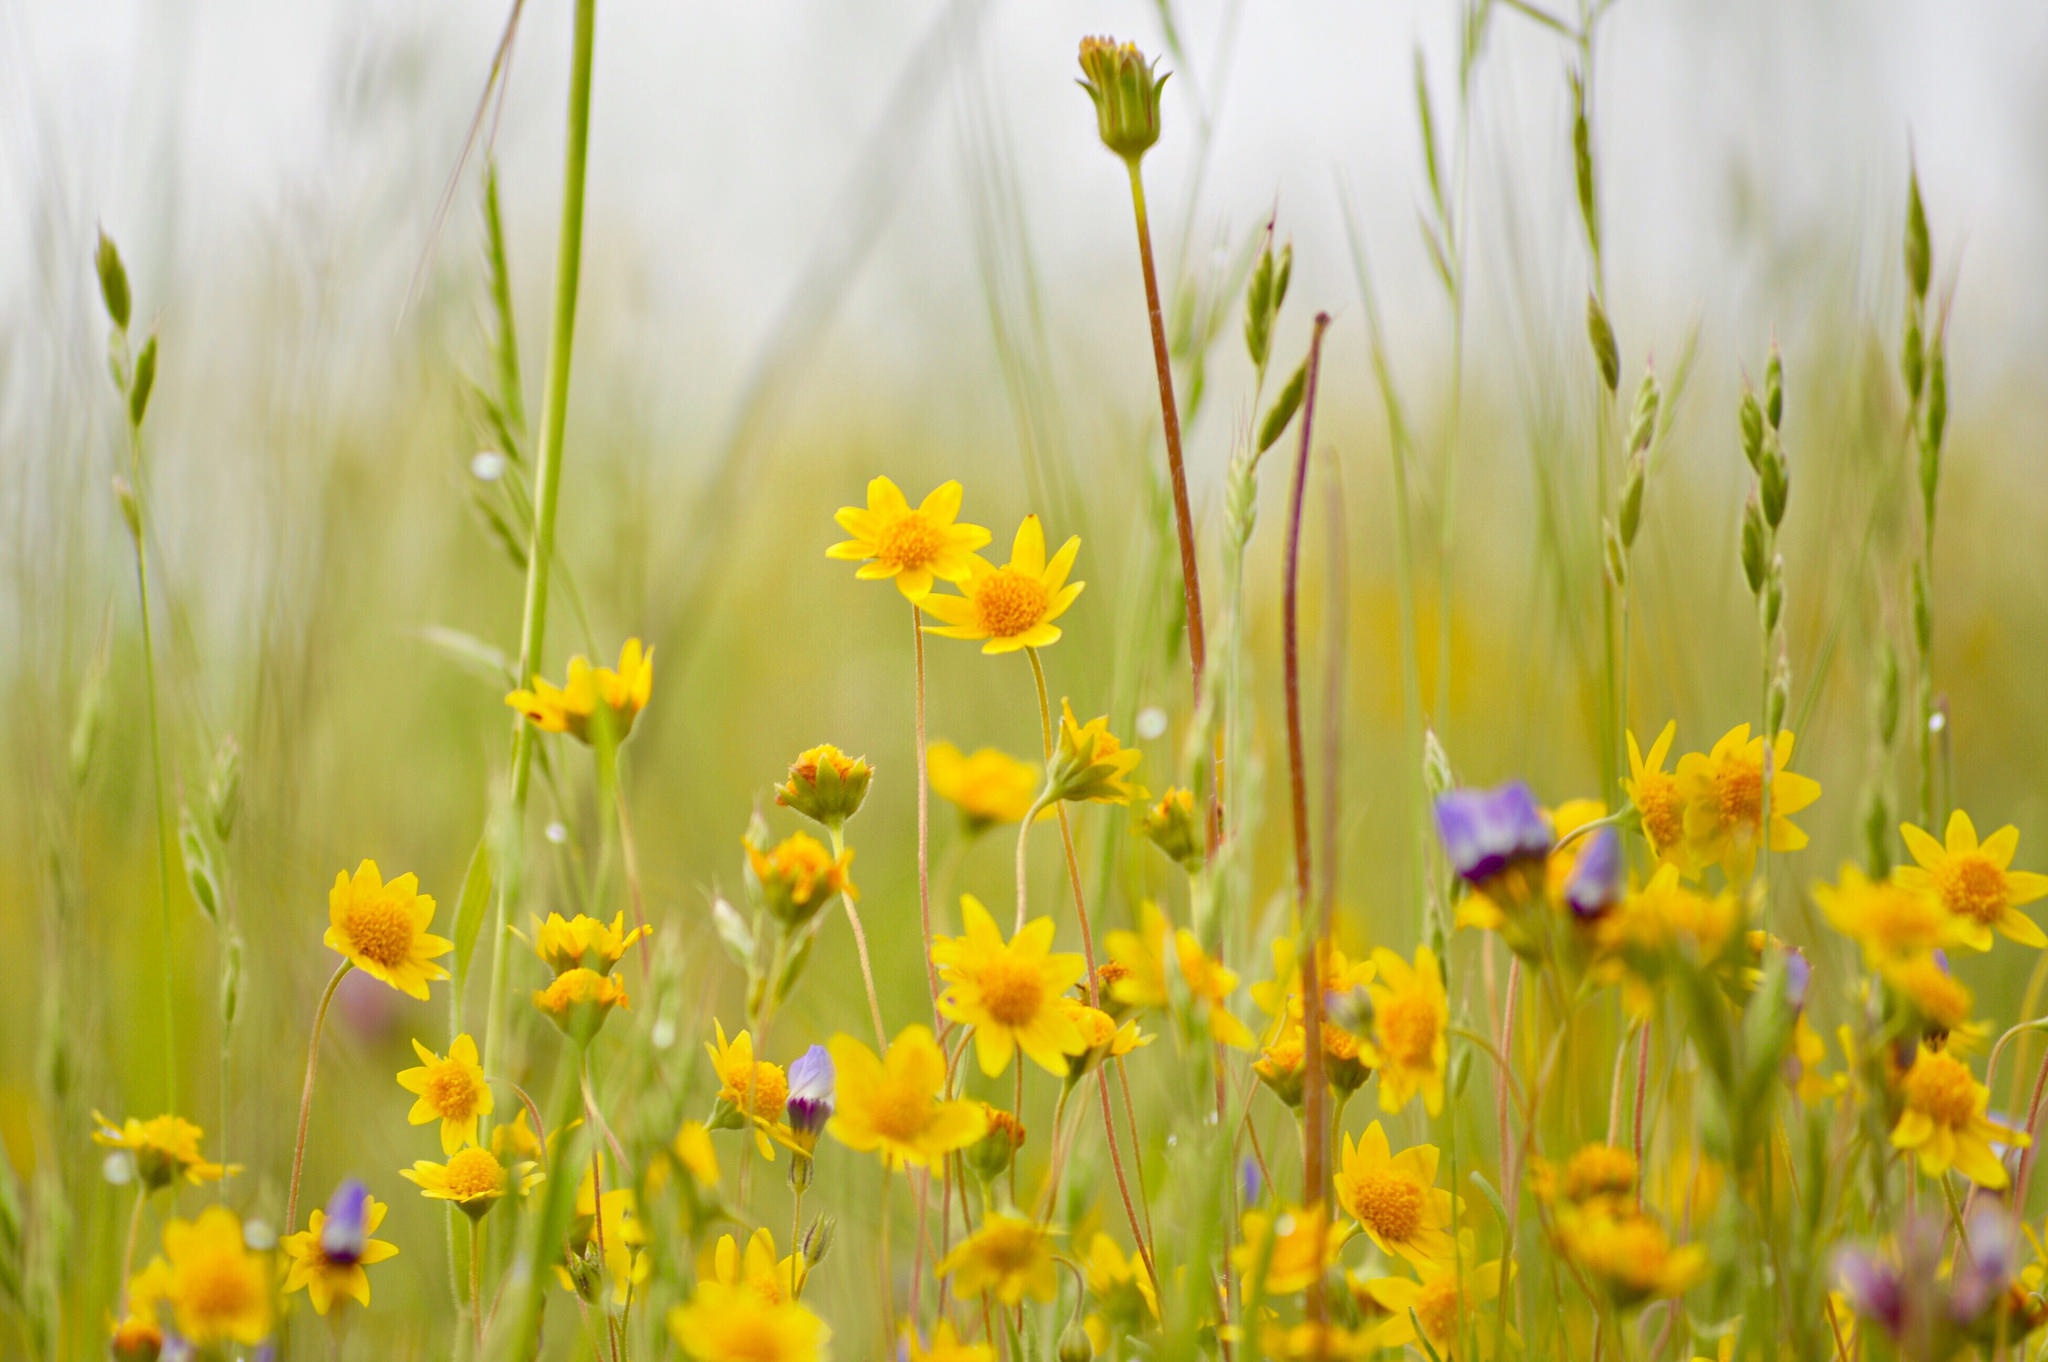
[1077,37,1168,164]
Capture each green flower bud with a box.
[803,1214,836,1268]
[1764,340,1784,431]
[1627,371,1660,455]
[774,745,873,830]
[1739,389,1765,472]
[112,475,141,544]
[1901,306,1925,401]
[129,334,157,429]
[1763,556,1785,635]
[209,735,241,843]
[1137,787,1203,870]
[1740,496,1767,597]
[95,229,131,332]
[1904,167,1931,302]
[1077,37,1168,164]
[1760,441,1788,529]
[1058,1316,1094,1362]
[1585,291,1619,392]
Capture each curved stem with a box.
[828,824,888,1051]
[118,1186,149,1299]
[286,960,353,1233]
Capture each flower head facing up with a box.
[827,476,990,602]
[775,744,874,829]
[1891,1046,2028,1187]
[933,895,1088,1077]
[323,860,451,999]
[396,1033,493,1153]
[1076,36,1168,163]
[921,515,1083,654]
[1625,722,1692,874]
[282,1180,398,1315]
[403,1145,531,1220]
[1897,810,2048,951]
[826,1025,989,1169]
[1233,1202,1353,1295]
[1367,945,1449,1116]
[745,830,855,928]
[1674,725,1821,880]
[505,637,653,746]
[938,1214,1059,1306]
[1335,1122,1458,1266]
[927,742,1042,832]
[706,1021,791,1159]
[529,911,651,977]
[533,967,630,1041]
[145,1204,274,1348]
[1047,701,1145,805]
[669,1279,828,1362]
[91,1111,238,1191]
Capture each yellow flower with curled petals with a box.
[933,895,1088,1077]
[828,476,991,601]
[938,1214,1060,1306]
[1897,810,2048,951]
[1891,1045,2028,1187]
[91,1112,238,1190]
[706,1021,790,1159]
[1625,721,1692,874]
[1335,1121,1458,1267]
[927,742,1043,831]
[921,515,1084,654]
[1674,725,1821,881]
[395,1034,493,1154]
[506,638,653,745]
[669,1281,827,1362]
[528,911,651,976]
[323,859,451,999]
[1047,700,1145,805]
[826,1025,988,1169]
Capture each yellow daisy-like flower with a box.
[703,1227,807,1305]
[927,742,1043,831]
[1674,725,1821,881]
[1083,1233,1159,1328]
[395,1034,493,1154]
[908,1320,997,1362]
[1174,928,1255,1049]
[1890,1045,2029,1187]
[937,1214,1060,1306]
[1104,901,1171,1012]
[826,1024,989,1169]
[505,637,654,745]
[1357,1239,1506,1360]
[921,515,1084,654]
[1898,810,2048,951]
[1625,721,1692,874]
[146,1205,273,1348]
[1532,1143,1640,1211]
[933,895,1088,1076]
[1335,1121,1458,1266]
[1233,1203,1353,1295]
[533,967,631,1040]
[322,860,451,1000]
[401,1145,528,1219]
[827,476,991,601]
[669,1281,829,1362]
[1789,1014,1848,1105]
[1047,700,1146,805]
[528,911,652,976]
[91,1112,238,1190]
[1814,864,1959,968]
[706,1021,790,1159]
[1555,1205,1707,1307]
[280,1192,399,1315]
[1881,952,1976,1037]
[745,831,856,927]
[1367,945,1449,1116]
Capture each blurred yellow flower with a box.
[1891,1046,2027,1187]
[1335,1121,1458,1266]
[91,1111,237,1190]
[559,1178,649,1306]
[1047,700,1145,805]
[1367,945,1449,1116]
[1625,721,1692,873]
[1815,864,1958,968]
[1083,1232,1158,1327]
[1357,1237,1505,1359]
[401,1145,527,1219]
[921,515,1084,654]
[281,1188,398,1315]
[927,741,1043,830]
[533,966,630,1040]
[1898,810,2048,951]
[506,637,653,745]
[1175,927,1255,1049]
[1104,901,1171,1012]
[672,1120,722,1190]
[1556,1204,1705,1306]
[702,1226,806,1304]
[323,859,450,999]
[826,1025,988,1169]
[745,830,855,928]
[1532,1142,1639,1210]
[528,911,651,976]
[827,476,990,601]
[1675,725,1821,880]
[1233,1203,1352,1295]
[933,895,1088,1077]
[395,1033,492,1154]
[908,1320,996,1362]
[669,1281,828,1362]
[146,1205,273,1348]
[938,1214,1059,1305]
[1880,952,1976,1038]
[706,1021,789,1159]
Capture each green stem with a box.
[484,0,598,1092]
[285,961,353,1233]
[827,822,888,1051]
[124,430,180,1111]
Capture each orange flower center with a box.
[443,1147,506,1200]
[1347,1168,1425,1242]
[1716,759,1764,829]
[1938,855,2010,924]
[975,957,1048,1027]
[726,1062,788,1121]
[974,1225,1041,1275]
[1863,884,1947,950]
[972,568,1048,638]
[180,1249,260,1324]
[1562,1145,1639,1203]
[343,895,417,970]
[427,1061,482,1120]
[1379,994,1441,1067]
[877,510,944,571]
[1636,774,1684,852]
[1321,1022,1360,1062]
[1905,1053,1980,1129]
[1413,1279,1462,1348]
[865,1077,933,1143]
[714,1312,791,1362]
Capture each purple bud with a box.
[1563,827,1624,918]
[1951,1209,2017,1322]
[1433,781,1552,886]
[787,1045,835,1135]
[1782,947,1812,1012]
[319,1179,370,1265]
[1239,1156,1263,1207]
[1836,1246,1906,1338]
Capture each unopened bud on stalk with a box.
[95,229,131,332]
[1901,308,1925,400]
[1077,37,1168,164]
[1760,441,1789,529]
[802,1215,836,1268]
[1768,659,1791,736]
[1764,340,1784,431]
[1739,389,1765,473]
[1904,167,1931,302]
[1618,454,1646,548]
[1585,292,1619,392]
[774,745,872,830]
[1627,371,1660,455]
[1740,497,1767,596]
[967,1106,1026,1183]
[1603,520,1627,590]
[1058,1316,1094,1362]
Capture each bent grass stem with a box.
[286,961,353,1234]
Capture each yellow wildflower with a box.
[1047,700,1145,805]
[1674,724,1821,880]
[672,1120,722,1190]
[1367,944,1449,1116]
[827,476,991,601]
[1083,1232,1158,1328]
[1233,1203,1352,1295]
[145,1205,273,1348]
[745,830,855,928]
[401,1145,530,1219]
[505,637,653,745]
[1175,927,1254,1048]
[1815,864,1958,968]
[1532,1142,1640,1210]
[938,1214,1060,1305]
[909,1320,997,1362]
[703,1227,806,1305]
[1357,1238,1507,1359]
[826,1025,988,1169]
[280,1185,398,1316]
[706,1021,790,1159]
[528,911,651,976]
[1881,952,1976,1038]
[1898,810,2048,951]
[927,741,1043,831]
[1626,721,1692,873]
[1556,1204,1706,1306]
[395,1033,493,1154]
[558,1178,650,1306]
[322,859,450,999]
[533,966,630,1040]
[775,744,874,828]
[1104,902,1171,1012]
[933,895,1088,1076]
[1335,1121,1458,1266]
[91,1112,237,1190]
[921,515,1084,654]
[669,1281,828,1362]
[1891,1046,2028,1187]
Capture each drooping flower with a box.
[1046,701,1145,805]
[1138,787,1204,868]
[921,515,1084,654]
[395,1034,493,1154]
[1674,725,1821,880]
[938,1214,1060,1305]
[1335,1121,1458,1266]
[706,1021,790,1159]
[1233,1203,1353,1295]
[1175,927,1255,1048]
[533,967,631,1041]
[1625,722,1692,873]
[528,911,651,976]
[91,1112,238,1190]
[745,831,855,929]
[826,1025,988,1169]
[668,1280,828,1362]
[1815,864,1959,968]
[401,1145,530,1219]
[1897,810,2048,951]
[827,476,991,601]
[927,742,1043,832]
[505,638,654,745]
[933,895,1088,1077]
[146,1205,274,1347]
[323,860,451,999]
[1356,1236,1506,1360]
[1891,1046,2029,1187]
[1555,1204,1707,1307]
[1367,945,1449,1116]
[775,744,874,829]
[281,1180,399,1315]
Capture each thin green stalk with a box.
[285,961,354,1233]
[484,0,599,1089]
[827,822,888,1051]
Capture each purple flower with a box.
[1239,1156,1263,1207]
[787,1045,835,1137]
[1782,947,1812,1012]
[1950,1209,2018,1323]
[318,1178,370,1266]
[1434,782,1552,886]
[1562,827,1624,919]
[1835,1246,1906,1338]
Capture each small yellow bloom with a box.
[669,1281,829,1362]
[323,859,451,999]
[1059,997,1153,1080]
[1083,1232,1158,1327]
[1047,700,1145,805]
[927,741,1043,831]
[1104,902,1171,1012]
[745,831,856,928]
[1335,1121,1458,1266]
[933,895,1088,1077]
[395,1033,493,1154]
[1253,1024,1307,1107]
[533,967,631,1040]
[1367,945,1449,1116]
[506,637,653,745]
[702,1226,806,1305]
[827,476,991,601]
[1898,810,2048,951]
[672,1120,722,1190]
[1532,1143,1640,1210]
[280,1191,398,1315]
[921,515,1084,654]
[706,1021,790,1159]
[1233,1203,1352,1295]
[1890,1045,2028,1187]
[938,1214,1060,1305]
[1555,1204,1707,1307]
[401,1145,530,1219]
[1789,1015,1847,1105]
[826,1025,989,1169]
[1674,725,1821,881]
[1138,787,1204,867]
[1815,864,1959,968]
[1625,721,1692,874]
[528,911,651,976]
[91,1112,238,1190]
[559,1177,650,1306]
[1174,928,1255,1049]
[775,744,874,828]
[908,1320,997,1362]
[145,1205,273,1347]
[491,1108,545,1167]
[1357,1239,1506,1359]
[1881,951,1976,1037]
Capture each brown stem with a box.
[285,960,353,1233]
[2011,1042,2048,1213]
[912,604,942,1027]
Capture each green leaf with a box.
[451,832,494,986]
[417,625,516,687]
